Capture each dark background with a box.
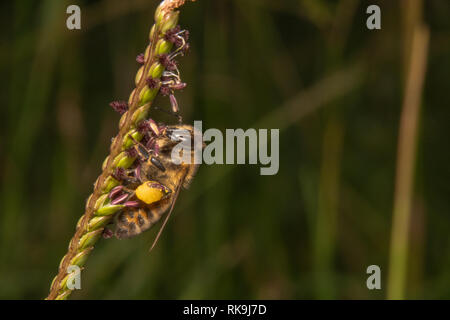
[1,0,449,299]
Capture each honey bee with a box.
[106,121,202,249]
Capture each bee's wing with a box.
[148,176,185,252]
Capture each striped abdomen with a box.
[114,197,172,239]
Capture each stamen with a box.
[109,185,124,199]
[109,101,128,115]
[136,53,145,64]
[124,201,140,208]
[111,193,129,205]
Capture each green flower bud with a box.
[119,112,127,130]
[79,229,103,250]
[50,276,58,291]
[102,156,110,171]
[59,273,70,291]
[161,11,179,33]
[85,194,93,211]
[144,44,151,61]
[58,254,67,270]
[139,86,159,105]
[70,248,93,268]
[154,2,164,25]
[148,62,164,79]
[135,66,145,86]
[96,204,125,216]
[102,176,120,193]
[128,88,136,105]
[123,129,143,149]
[94,194,109,211]
[88,216,112,231]
[117,155,136,169]
[155,39,173,56]
[76,215,85,230]
[112,150,136,169]
[131,105,150,124]
[149,24,156,41]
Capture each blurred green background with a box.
[1,0,449,299]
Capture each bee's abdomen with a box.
[114,198,171,239]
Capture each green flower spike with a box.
[46,0,196,300]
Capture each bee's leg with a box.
[112,167,140,185]
[130,137,166,173]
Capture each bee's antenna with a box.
[148,177,184,252]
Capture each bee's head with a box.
[165,125,194,141]
[156,125,198,151]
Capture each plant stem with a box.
[387,21,429,300]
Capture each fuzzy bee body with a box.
[113,124,200,240]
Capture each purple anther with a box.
[164,26,181,44]
[166,59,177,72]
[169,94,179,113]
[124,201,140,208]
[109,185,124,199]
[148,119,160,136]
[135,165,142,182]
[171,82,187,90]
[137,120,150,134]
[158,54,171,68]
[146,77,160,89]
[136,53,145,64]
[109,101,129,115]
[174,37,184,48]
[111,193,129,205]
